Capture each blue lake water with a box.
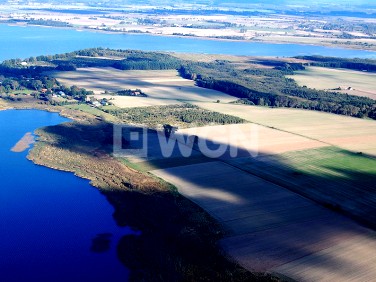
[0,24,375,61]
[0,110,132,282]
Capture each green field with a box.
[63,104,120,122]
[228,146,376,226]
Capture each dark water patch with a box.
[91,233,113,253]
[0,109,130,282]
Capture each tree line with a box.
[295,56,376,72]
[103,104,245,127]
[1,48,182,73]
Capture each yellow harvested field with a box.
[52,68,236,107]
[178,123,326,157]
[287,67,376,99]
[195,102,376,156]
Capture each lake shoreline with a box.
[0,23,375,63]
[2,100,274,280]
[2,20,376,52]
[0,107,133,281]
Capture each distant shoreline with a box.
[1,20,375,53]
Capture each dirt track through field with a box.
[152,162,376,281]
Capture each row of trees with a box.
[33,49,182,71]
[27,19,72,28]
[116,89,147,97]
[103,104,245,126]
[296,56,376,72]
[113,56,180,70]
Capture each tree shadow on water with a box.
[90,233,113,253]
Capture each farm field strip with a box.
[151,161,376,281]
[227,146,376,226]
[177,123,327,157]
[119,122,326,169]
[287,66,376,99]
[194,102,376,156]
[271,234,376,282]
[52,68,237,106]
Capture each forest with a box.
[296,56,376,72]
[103,104,245,128]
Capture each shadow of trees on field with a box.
[38,119,376,281]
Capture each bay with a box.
[0,24,375,61]
[0,109,132,282]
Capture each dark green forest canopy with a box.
[178,60,376,119]
[295,55,376,72]
[1,48,375,119]
[103,104,245,127]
